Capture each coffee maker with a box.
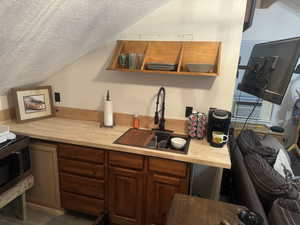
[207,108,231,147]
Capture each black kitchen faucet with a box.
[154,87,166,131]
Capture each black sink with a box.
[114,129,190,155]
[146,130,190,154]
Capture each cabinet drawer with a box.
[58,144,104,164]
[61,191,104,216]
[148,158,188,178]
[109,151,144,170]
[60,173,104,199]
[59,158,104,179]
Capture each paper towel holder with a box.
[101,90,115,128]
[100,112,116,128]
[100,117,116,128]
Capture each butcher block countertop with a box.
[2,118,231,169]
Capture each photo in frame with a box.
[12,86,55,123]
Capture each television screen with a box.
[238,37,300,105]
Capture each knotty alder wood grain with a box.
[167,194,246,225]
[2,117,231,169]
[107,40,221,77]
[114,128,154,147]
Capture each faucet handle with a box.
[154,111,159,124]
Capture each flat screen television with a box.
[238,37,300,105]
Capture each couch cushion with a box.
[261,135,291,165]
[260,135,295,181]
[269,199,300,225]
[229,136,269,225]
[237,130,278,165]
[244,153,299,211]
[277,198,300,213]
[273,149,294,178]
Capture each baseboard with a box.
[0,108,15,122]
[1,106,187,134]
[55,106,187,134]
[26,202,65,216]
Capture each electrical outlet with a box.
[185,106,193,117]
[54,92,61,102]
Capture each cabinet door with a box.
[109,167,144,225]
[146,173,188,225]
[27,141,61,209]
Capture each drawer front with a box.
[61,191,104,216]
[148,157,187,178]
[59,144,104,164]
[59,158,104,179]
[109,151,144,170]
[60,173,104,199]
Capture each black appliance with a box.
[0,135,31,194]
[238,37,300,105]
[207,108,231,147]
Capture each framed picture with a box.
[12,86,55,123]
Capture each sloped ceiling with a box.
[280,0,300,15]
[0,0,169,95]
[258,0,300,11]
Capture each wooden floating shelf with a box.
[107,68,219,77]
[107,40,222,77]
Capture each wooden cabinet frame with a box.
[108,167,144,225]
[57,144,191,225]
[107,40,222,77]
[27,141,61,209]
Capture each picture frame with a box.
[12,86,55,123]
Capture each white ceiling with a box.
[280,0,300,15]
[0,0,169,95]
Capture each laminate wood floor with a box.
[0,204,94,225]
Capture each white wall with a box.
[43,0,247,119]
[0,96,8,110]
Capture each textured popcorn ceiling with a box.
[0,0,169,94]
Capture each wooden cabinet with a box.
[58,144,105,216]
[148,157,188,178]
[60,173,105,199]
[146,174,188,225]
[59,143,104,163]
[109,151,144,170]
[108,167,144,225]
[27,141,61,209]
[107,40,221,77]
[61,191,104,216]
[146,159,189,225]
[59,158,105,179]
[57,143,190,225]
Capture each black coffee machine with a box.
[207,108,231,147]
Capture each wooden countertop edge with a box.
[2,117,231,169]
[12,129,231,169]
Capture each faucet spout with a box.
[154,87,166,131]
